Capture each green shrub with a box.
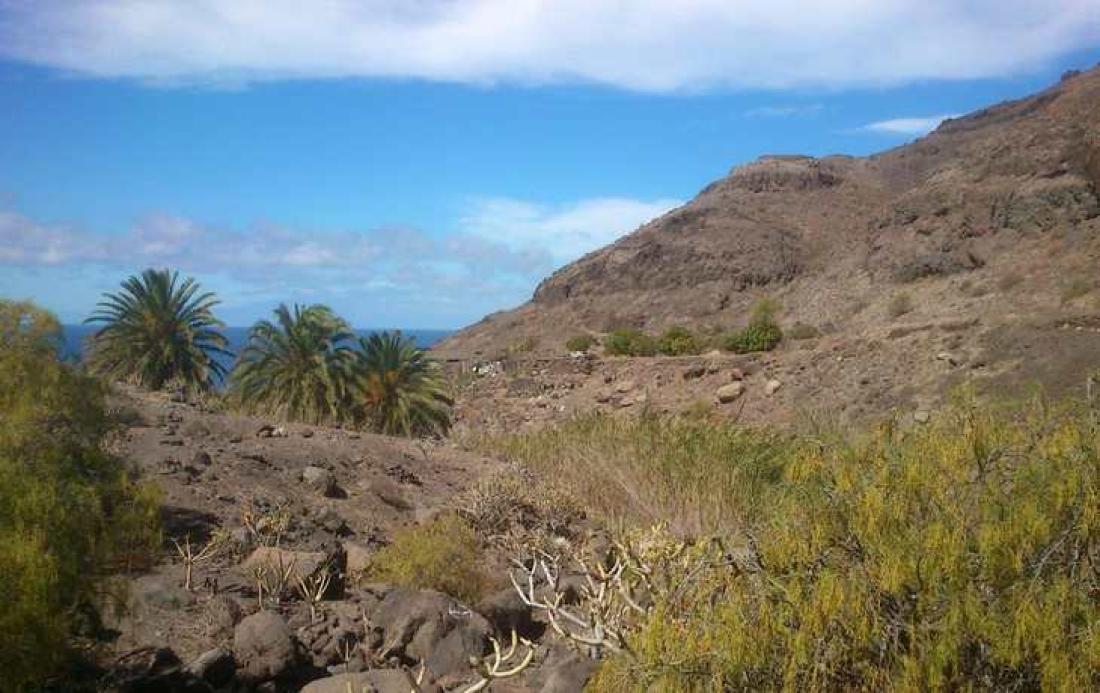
[722,299,783,354]
[1,300,161,689]
[571,396,1100,691]
[887,291,914,318]
[565,334,597,353]
[603,329,658,357]
[363,514,489,603]
[657,326,703,356]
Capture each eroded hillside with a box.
[437,66,1100,426]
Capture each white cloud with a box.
[460,196,682,262]
[861,113,962,135]
[0,194,677,322]
[744,104,823,118]
[1,1,1097,91]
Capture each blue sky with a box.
[1,2,1099,328]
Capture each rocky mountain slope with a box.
[437,66,1100,426]
[97,387,595,691]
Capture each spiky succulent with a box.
[85,268,230,392]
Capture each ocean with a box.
[60,324,453,380]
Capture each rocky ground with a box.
[446,305,1100,435]
[98,387,595,693]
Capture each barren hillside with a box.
[437,66,1100,428]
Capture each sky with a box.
[1,1,1099,328]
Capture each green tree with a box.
[1,300,160,689]
[352,331,452,437]
[231,303,355,424]
[85,268,230,392]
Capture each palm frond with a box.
[230,303,355,424]
[352,331,452,437]
[84,268,229,392]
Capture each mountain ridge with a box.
[435,65,1100,428]
[439,65,1100,358]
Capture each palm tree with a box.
[352,331,452,437]
[230,304,355,424]
[85,268,230,392]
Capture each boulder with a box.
[256,424,289,438]
[106,647,198,693]
[935,351,961,366]
[367,477,412,510]
[298,600,371,668]
[716,382,745,403]
[681,364,706,380]
[476,587,537,638]
[371,588,492,681]
[129,576,193,616]
[729,368,745,381]
[191,451,213,467]
[765,379,782,395]
[315,508,350,534]
[202,594,244,639]
[302,465,340,497]
[343,540,373,575]
[185,648,235,687]
[240,546,329,584]
[301,670,440,693]
[540,649,598,692]
[233,611,300,683]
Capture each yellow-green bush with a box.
[362,514,489,603]
[589,397,1100,691]
[603,329,659,357]
[723,299,783,353]
[565,334,597,353]
[657,326,704,356]
[0,300,161,689]
[484,394,1100,690]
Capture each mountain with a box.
[436,66,1100,425]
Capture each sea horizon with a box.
[60,323,454,372]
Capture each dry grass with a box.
[473,412,794,536]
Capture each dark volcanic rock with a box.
[232,611,300,683]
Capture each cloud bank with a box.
[861,113,962,135]
[0,196,679,324]
[1,1,1097,91]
